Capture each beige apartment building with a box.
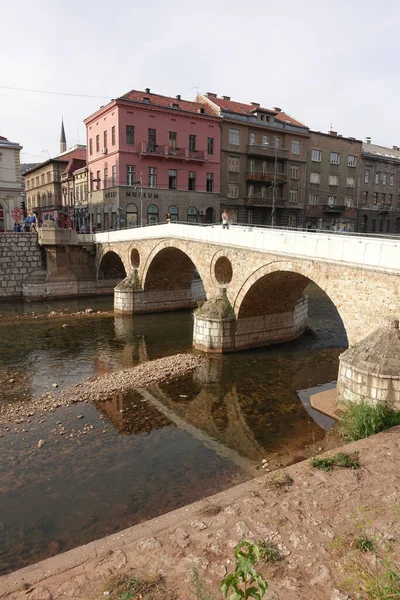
[304,131,362,231]
[0,135,23,231]
[197,93,310,227]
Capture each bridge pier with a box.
[193,290,308,353]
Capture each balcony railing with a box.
[246,195,286,207]
[247,144,289,160]
[322,204,346,212]
[246,171,287,183]
[139,142,207,161]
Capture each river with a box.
[0,283,346,574]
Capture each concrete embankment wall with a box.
[0,233,43,299]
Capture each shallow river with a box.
[0,284,346,574]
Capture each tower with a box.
[60,118,67,154]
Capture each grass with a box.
[311,451,360,472]
[356,536,375,553]
[344,555,400,599]
[263,472,294,489]
[191,570,217,600]
[101,573,177,600]
[258,540,283,563]
[340,401,400,442]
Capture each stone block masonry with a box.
[0,233,43,299]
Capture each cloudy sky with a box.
[1,0,399,162]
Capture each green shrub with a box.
[340,402,400,441]
[356,536,374,553]
[257,540,282,563]
[310,452,360,472]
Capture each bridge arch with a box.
[98,249,127,281]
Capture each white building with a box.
[0,135,23,231]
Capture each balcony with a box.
[322,204,346,213]
[139,143,207,162]
[247,144,289,160]
[246,171,287,183]
[246,195,286,207]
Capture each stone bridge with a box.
[94,224,400,353]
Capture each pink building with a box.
[84,88,221,229]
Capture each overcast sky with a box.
[1,0,399,162]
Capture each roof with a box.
[117,89,218,117]
[340,318,400,378]
[63,158,86,176]
[362,142,400,161]
[0,135,7,141]
[200,94,307,127]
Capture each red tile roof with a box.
[63,158,86,176]
[118,89,218,117]
[203,96,307,128]
[0,135,8,141]
[57,148,86,161]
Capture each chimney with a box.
[206,92,217,98]
[145,87,150,93]
[251,102,260,108]
[176,94,181,100]
[222,95,231,100]
[273,107,282,112]
[329,130,338,136]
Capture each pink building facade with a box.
[84,89,221,228]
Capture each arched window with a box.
[168,205,178,222]
[187,206,197,224]
[147,204,159,225]
[111,203,117,228]
[126,203,138,228]
[96,206,102,229]
[104,205,109,230]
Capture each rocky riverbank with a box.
[0,353,203,431]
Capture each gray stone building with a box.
[304,131,362,232]
[357,141,400,234]
[197,93,310,227]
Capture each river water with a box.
[0,284,346,575]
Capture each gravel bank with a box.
[0,353,203,428]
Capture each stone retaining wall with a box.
[22,279,117,301]
[0,233,43,299]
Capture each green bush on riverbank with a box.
[340,401,400,441]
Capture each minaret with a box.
[60,118,67,154]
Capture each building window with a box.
[168,205,179,222]
[309,194,319,205]
[386,220,391,233]
[126,125,135,145]
[379,218,384,232]
[288,214,296,227]
[383,173,387,185]
[96,170,101,190]
[329,174,339,186]
[207,137,214,155]
[103,130,107,149]
[373,192,378,204]
[104,167,108,188]
[189,134,196,152]
[262,135,268,147]
[274,137,281,148]
[345,197,353,207]
[311,149,321,162]
[310,172,321,184]
[126,165,135,186]
[89,138,93,155]
[126,203,137,228]
[103,205,109,229]
[330,152,340,164]
[346,177,355,188]
[187,206,197,224]
[147,204,159,225]
[262,161,268,175]
[348,155,357,167]
[228,183,239,198]
[248,185,254,198]
[248,159,255,174]
[206,173,214,192]
[375,172,380,184]
[363,191,368,204]
[111,126,116,146]
[290,165,299,179]
[229,128,240,145]
[364,170,369,183]
[289,189,298,202]
[228,155,239,171]
[47,172,51,183]
[188,171,196,191]
[261,186,267,199]
[249,132,256,145]
[390,174,394,186]
[96,135,100,152]
[328,195,336,206]
[169,169,177,189]
[112,165,116,186]
[389,194,393,205]
[381,193,386,204]
[148,167,156,188]
[148,128,156,150]
[291,140,300,155]
[169,131,177,150]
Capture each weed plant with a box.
[340,401,400,441]
[311,451,360,472]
